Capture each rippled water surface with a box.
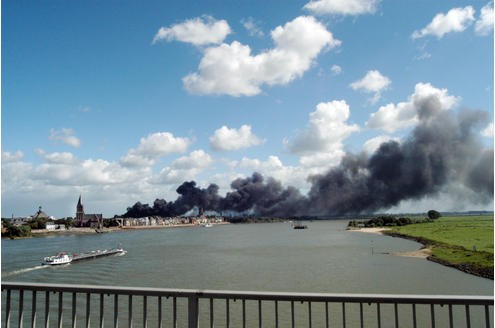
[2,221,492,295]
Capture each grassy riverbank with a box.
[386,215,493,279]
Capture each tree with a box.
[5,225,32,238]
[27,217,47,229]
[427,210,441,220]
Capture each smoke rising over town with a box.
[124,101,493,218]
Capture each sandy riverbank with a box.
[348,227,391,235]
[390,248,432,258]
[348,227,431,259]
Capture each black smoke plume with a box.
[123,106,493,218]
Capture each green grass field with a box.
[389,215,493,278]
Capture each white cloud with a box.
[2,150,24,163]
[298,150,346,170]
[183,16,341,96]
[2,148,159,217]
[33,158,143,186]
[241,17,264,37]
[363,135,401,155]
[171,149,213,170]
[289,100,359,169]
[232,155,309,191]
[304,0,380,16]
[475,2,494,35]
[152,16,231,46]
[49,128,81,148]
[366,82,459,133]
[290,100,359,154]
[121,132,191,167]
[2,157,34,195]
[481,122,494,138]
[151,150,213,185]
[119,153,155,167]
[412,6,475,39]
[350,70,391,104]
[42,152,78,164]
[331,64,342,75]
[210,125,264,151]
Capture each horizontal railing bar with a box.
[2,281,493,306]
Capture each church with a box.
[75,195,103,229]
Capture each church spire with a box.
[76,195,84,224]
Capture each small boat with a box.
[42,253,73,265]
[292,221,308,229]
[202,223,213,228]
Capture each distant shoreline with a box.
[27,222,230,236]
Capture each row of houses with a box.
[5,197,225,230]
[119,216,224,227]
[6,206,55,226]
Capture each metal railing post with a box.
[5,289,11,328]
[188,294,199,328]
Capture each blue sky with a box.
[2,0,493,218]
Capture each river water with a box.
[2,220,491,295]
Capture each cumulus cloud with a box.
[350,70,391,104]
[151,150,213,185]
[2,148,157,217]
[366,82,459,133]
[183,16,341,96]
[49,128,81,148]
[475,2,494,35]
[481,122,494,138]
[304,0,380,16]
[232,155,309,191]
[363,135,401,154]
[210,125,264,151]
[152,16,231,46]
[2,150,24,163]
[171,149,213,170]
[33,158,144,186]
[289,100,359,169]
[412,6,475,39]
[40,151,78,164]
[121,132,191,167]
[290,100,359,154]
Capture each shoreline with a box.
[347,227,391,235]
[349,227,493,280]
[27,222,230,236]
[348,227,430,258]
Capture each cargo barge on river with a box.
[42,248,126,265]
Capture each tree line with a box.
[347,210,441,228]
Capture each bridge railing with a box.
[2,281,493,328]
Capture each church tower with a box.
[76,195,84,226]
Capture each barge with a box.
[72,248,126,262]
[42,247,126,265]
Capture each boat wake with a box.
[3,265,49,277]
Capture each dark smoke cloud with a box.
[221,173,305,216]
[306,107,492,215]
[123,106,493,218]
